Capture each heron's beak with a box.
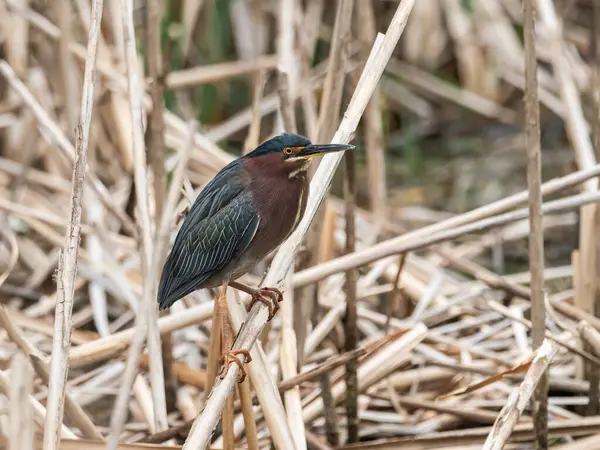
[297,143,355,159]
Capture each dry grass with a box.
[1,0,600,449]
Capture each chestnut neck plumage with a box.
[243,152,309,254]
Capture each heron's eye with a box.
[284,147,293,155]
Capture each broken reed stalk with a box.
[182,1,415,448]
[481,339,558,450]
[344,148,359,443]
[107,0,167,445]
[42,1,104,449]
[146,0,177,414]
[523,0,548,445]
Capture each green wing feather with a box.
[158,163,259,309]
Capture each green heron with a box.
[158,132,354,380]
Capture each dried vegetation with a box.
[0,0,600,449]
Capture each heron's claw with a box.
[246,287,283,320]
[219,349,252,383]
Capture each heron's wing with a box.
[157,164,259,309]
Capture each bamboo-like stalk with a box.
[523,0,547,445]
[481,339,558,450]
[182,2,415,448]
[42,2,104,449]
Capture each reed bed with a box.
[0,0,599,449]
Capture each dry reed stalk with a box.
[302,323,427,423]
[0,60,137,238]
[280,270,307,450]
[4,2,234,173]
[579,321,600,357]
[145,0,176,416]
[166,56,277,90]
[587,0,600,417]
[523,0,548,444]
[0,370,77,439]
[293,184,600,287]
[537,0,597,192]
[356,0,387,221]
[314,3,355,444]
[222,392,236,450]
[0,307,102,439]
[343,144,358,443]
[181,0,205,60]
[481,339,558,450]
[387,60,517,124]
[66,302,213,368]
[41,1,104,448]
[54,0,78,133]
[244,69,267,154]
[183,3,415,446]
[320,372,339,447]
[237,377,259,450]
[9,352,33,450]
[316,0,354,141]
[203,305,222,404]
[278,343,371,392]
[107,0,169,442]
[37,439,186,450]
[203,54,355,143]
[480,300,597,364]
[276,0,298,133]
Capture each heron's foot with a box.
[246,287,283,321]
[219,349,252,383]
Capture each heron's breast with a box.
[247,171,308,255]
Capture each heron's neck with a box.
[286,159,310,179]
